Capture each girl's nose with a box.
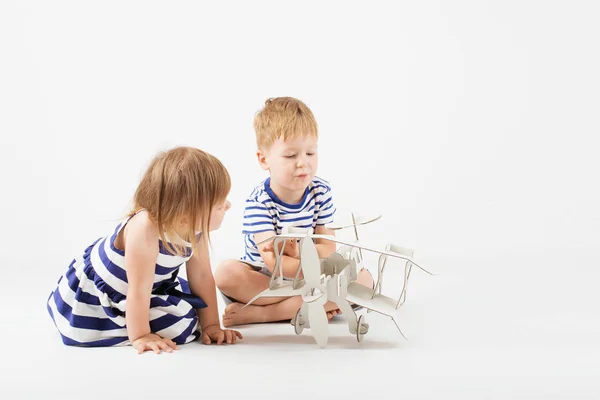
[225,200,231,211]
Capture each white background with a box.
[1,1,598,399]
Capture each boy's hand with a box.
[132,333,179,354]
[283,239,299,258]
[264,238,299,259]
[201,324,243,345]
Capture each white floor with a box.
[2,249,598,399]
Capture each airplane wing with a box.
[254,233,336,245]
[242,283,307,308]
[255,233,434,275]
[326,214,382,230]
[322,237,434,275]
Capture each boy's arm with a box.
[314,225,336,258]
[313,181,337,258]
[253,230,302,279]
[253,227,337,278]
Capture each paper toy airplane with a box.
[243,213,434,348]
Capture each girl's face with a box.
[207,199,231,231]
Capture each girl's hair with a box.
[129,146,231,256]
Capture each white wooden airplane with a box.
[243,213,434,348]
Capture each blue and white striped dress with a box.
[47,211,206,347]
[241,176,336,263]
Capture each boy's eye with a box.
[306,152,315,156]
[284,154,296,158]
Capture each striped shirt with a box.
[241,176,336,263]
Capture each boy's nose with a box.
[225,200,231,211]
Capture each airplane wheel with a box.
[294,309,304,335]
[356,315,369,342]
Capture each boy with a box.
[214,97,373,327]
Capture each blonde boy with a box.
[215,97,373,326]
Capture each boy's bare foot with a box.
[326,309,341,320]
[223,302,346,326]
[357,268,375,289]
[222,303,267,327]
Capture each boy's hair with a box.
[130,146,231,256]
[253,97,318,150]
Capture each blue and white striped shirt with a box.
[241,176,336,263]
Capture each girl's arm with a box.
[186,239,242,344]
[123,212,160,342]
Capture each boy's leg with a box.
[215,259,373,327]
[222,295,343,327]
[215,259,345,326]
[214,259,290,306]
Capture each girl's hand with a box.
[201,324,243,345]
[132,333,179,354]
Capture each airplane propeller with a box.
[298,237,329,348]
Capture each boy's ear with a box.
[257,150,269,171]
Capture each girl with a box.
[47,146,242,354]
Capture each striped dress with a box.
[241,176,336,263]
[47,211,206,347]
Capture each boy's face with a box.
[258,134,319,194]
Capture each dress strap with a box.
[116,209,147,235]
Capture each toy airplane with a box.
[243,213,434,348]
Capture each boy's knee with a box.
[214,259,243,292]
